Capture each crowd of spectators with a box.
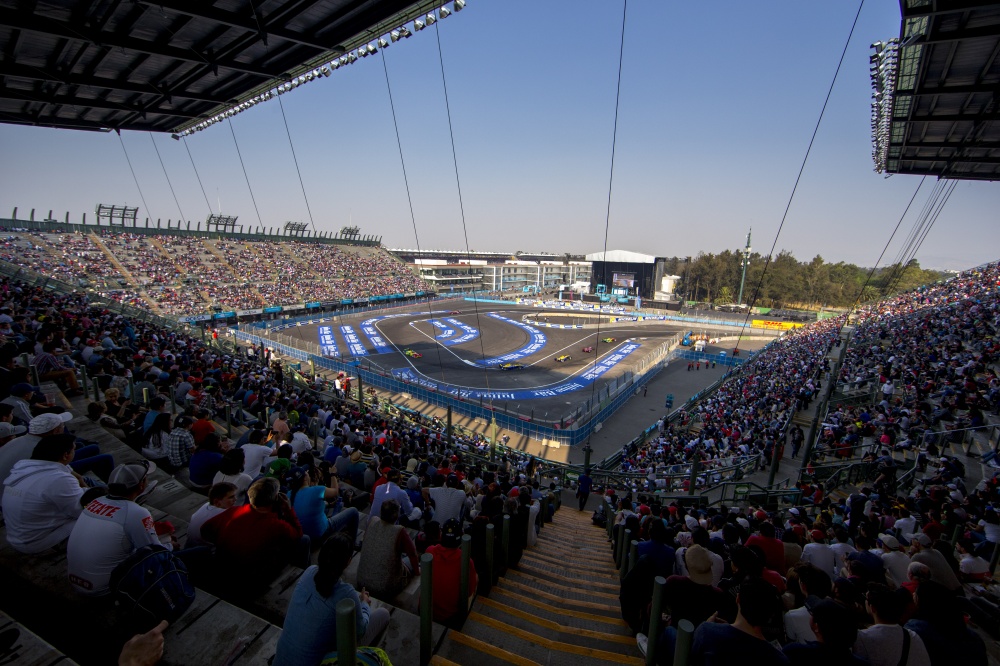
[0,230,431,317]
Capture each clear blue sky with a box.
[1,0,997,270]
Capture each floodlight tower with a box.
[737,228,752,306]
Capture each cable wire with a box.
[586,0,628,433]
[227,119,265,229]
[116,131,153,224]
[734,0,865,350]
[149,133,186,224]
[379,39,449,383]
[183,137,214,215]
[432,17,497,408]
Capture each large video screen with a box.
[612,272,636,288]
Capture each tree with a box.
[715,286,734,305]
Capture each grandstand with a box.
[0,216,431,318]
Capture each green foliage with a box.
[673,251,945,309]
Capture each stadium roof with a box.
[585,250,658,264]
[0,0,453,134]
[873,0,1000,180]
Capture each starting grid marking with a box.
[317,326,340,357]
[391,341,641,400]
[340,325,367,357]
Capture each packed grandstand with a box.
[0,245,997,664]
[0,229,429,316]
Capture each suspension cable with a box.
[116,131,153,223]
[148,133,186,223]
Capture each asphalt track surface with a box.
[287,303,695,418]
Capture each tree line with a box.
[661,251,946,310]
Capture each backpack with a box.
[110,544,196,632]
[592,509,607,527]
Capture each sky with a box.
[1,0,997,271]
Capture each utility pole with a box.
[737,228,752,306]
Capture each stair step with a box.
[498,578,621,616]
[464,610,642,665]
[503,569,619,604]
[437,629,543,666]
[488,586,631,633]
[514,563,620,593]
[516,556,619,585]
[477,595,634,644]
[536,536,615,559]
[520,551,617,578]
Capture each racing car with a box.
[499,362,525,371]
[581,346,594,353]
[601,337,617,343]
[555,355,572,363]
[447,310,461,315]
[403,349,422,358]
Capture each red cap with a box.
[754,510,767,521]
[810,529,826,542]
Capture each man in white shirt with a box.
[784,563,831,643]
[67,461,163,595]
[186,482,238,547]
[239,430,275,478]
[2,434,91,553]
[957,538,991,582]
[829,528,857,574]
[0,411,74,499]
[423,474,470,525]
[801,529,838,578]
[878,534,911,587]
[894,509,918,541]
[854,584,931,666]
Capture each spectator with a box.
[164,415,195,473]
[854,584,931,666]
[67,461,162,595]
[186,482,238,548]
[905,581,987,666]
[426,518,478,626]
[201,477,308,597]
[783,563,831,643]
[909,534,961,592]
[955,538,990,582]
[2,433,92,553]
[1,383,37,425]
[782,598,867,665]
[685,578,789,665]
[368,468,417,528]
[356,499,420,601]
[273,534,390,665]
[424,474,469,525]
[801,530,837,579]
[238,429,274,479]
[745,521,785,573]
[287,465,359,545]
[141,413,172,463]
[212,449,253,502]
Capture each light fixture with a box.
[400,26,412,38]
[425,13,437,26]
[454,0,465,11]
[390,29,401,42]
[321,66,330,76]
[414,19,425,31]
[378,37,388,48]
[439,6,451,18]
[347,51,358,62]
[340,56,349,66]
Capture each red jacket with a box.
[426,544,478,623]
[202,504,303,583]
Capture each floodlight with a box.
[348,51,358,63]
[439,6,451,18]
[454,0,465,11]
[414,19,425,30]
[400,26,412,38]
[391,29,401,42]
[321,66,330,76]
[425,13,437,25]
[340,56,349,66]
[378,37,389,48]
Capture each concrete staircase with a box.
[435,508,642,665]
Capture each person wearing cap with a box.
[878,534,911,587]
[1,411,112,494]
[66,460,161,595]
[658,545,727,647]
[782,598,868,665]
[273,534,391,666]
[425,518,478,626]
[2,434,95,553]
[909,534,961,591]
[854,584,931,666]
[801,529,838,579]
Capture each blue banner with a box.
[318,326,339,357]
[391,341,641,400]
[340,325,368,356]
[263,306,283,314]
[306,301,321,308]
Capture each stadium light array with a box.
[870,37,900,174]
[172,1,467,140]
